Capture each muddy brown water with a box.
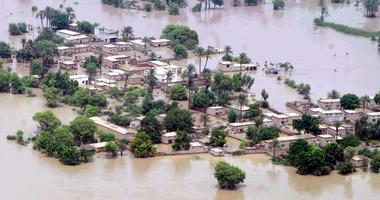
[1,0,380,199]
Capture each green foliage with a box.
[109,86,124,99]
[10,73,26,94]
[273,0,285,10]
[70,88,108,109]
[374,92,380,105]
[227,109,238,123]
[211,72,233,105]
[140,115,162,143]
[170,84,187,100]
[322,142,344,167]
[32,5,38,12]
[191,3,202,12]
[8,23,27,35]
[173,44,188,59]
[0,42,12,58]
[210,127,227,147]
[84,105,100,117]
[130,132,157,158]
[249,126,279,144]
[239,141,250,149]
[123,87,146,105]
[60,146,81,165]
[232,73,255,92]
[212,0,224,6]
[33,111,62,133]
[162,24,199,49]
[43,87,59,107]
[104,141,119,157]
[292,115,321,135]
[98,132,116,142]
[77,21,96,34]
[172,131,191,151]
[337,162,354,175]
[154,0,166,10]
[284,78,311,98]
[191,89,214,108]
[340,93,360,109]
[43,72,78,96]
[314,19,380,38]
[340,135,360,148]
[168,3,180,15]
[144,3,153,12]
[214,161,246,189]
[164,107,193,132]
[370,157,380,173]
[69,116,97,145]
[101,0,124,7]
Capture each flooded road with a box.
[1,92,380,199]
[1,0,380,110]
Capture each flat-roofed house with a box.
[316,134,335,147]
[318,99,341,110]
[83,142,107,152]
[366,112,380,123]
[131,39,148,52]
[264,134,317,156]
[59,60,78,70]
[262,118,274,127]
[128,74,144,85]
[72,44,91,54]
[161,132,177,144]
[103,55,129,68]
[351,156,365,168]
[226,104,250,116]
[94,27,119,42]
[150,39,170,47]
[226,121,255,135]
[206,106,226,117]
[57,46,71,56]
[271,114,289,127]
[64,34,91,44]
[102,44,118,55]
[343,110,360,123]
[56,29,81,38]
[90,117,132,140]
[318,109,344,123]
[218,61,258,72]
[190,142,205,152]
[210,148,224,157]
[114,41,133,52]
[104,69,125,81]
[69,75,89,87]
[326,126,346,137]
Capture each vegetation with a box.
[104,141,119,157]
[77,21,96,34]
[214,161,246,189]
[172,131,191,151]
[227,109,238,123]
[292,115,321,135]
[246,126,279,144]
[168,3,180,15]
[170,84,187,100]
[33,111,62,133]
[173,44,188,59]
[340,93,360,110]
[164,107,193,133]
[8,23,28,35]
[69,116,97,145]
[140,114,162,144]
[314,19,380,38]
[273,0,285,10]
[362,0,379,17]
[130,132,157,158]
[0,42,12,58]
[70,88,108,110]
[210,127,227,147]
[284,78,311,99]
[162,24,199,49]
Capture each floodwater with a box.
[1,0,380,111]
[1,92,380,199]
[1,1,380,199]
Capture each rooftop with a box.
[318,99,340,103]
[90,117,129,135]
[266,134,315,143]
[163,132,177,137]
[66,34,89,41]
[344,110,358,114]
[57,29,81,36]
[190,142,202,147]
[151,39,170,43]
[229,121,255,127]
[104,55,128,62]
[317,134,334,139]
[319,109,343,114]
[70,75,88,79]
[366,112,380,116]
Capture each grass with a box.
[313,18,380,39]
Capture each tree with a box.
[170,84,187,100]
[173,44,188,59]
[194,46,205,74]
[168,3,180,15]
[43,87,59,107]
[211,72,233,105]
[182,64,196,108]
[227,109,237,123]
[337,162,354,175]
[235,52,251,73]
[272,0,285,10]
[164,108,193,132]
[237,94,248,120]
[360,95,371,112]
[33,111,61,133]
[140,115,162,143]
[0,42,12,58]
[370,157,380,173]
[322,142,344,167]
[191,89,214,109]
[200,113,210,127]
[327,89,340,99]
[210,127,227,147]
[362,0,379,17]
[340,93,360,110]
[374,92,380,105]
[161,24,199,49]
[222,45,233,61]
[30,59,44,77]
[8,23,22,35]
[117,139,129,156]
[271,139,280,158]
[340,135,360,148]
[252,126,279,144]
[203,48,212,70]
[214,161,246,189]
[104,141,119,157]
[292,115,321,135]
[261,89,269,108]
[69,116,97,145]
[60,146,81,165]
[77,21,95,34]
[121,26,134,41]
[98,132,116,142]
[145,68,157,96]
[172,131,191,151]
[130,132,157,158]
[246,103,262,119]
[212,0,224,7]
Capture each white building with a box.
[69,75,89,87]
[318,109,344,123]
[102,44,118,55]
[343,110,360,123]
[94,27,119,42]
[150,39,170,47]
[64,34,91,44]
[190,142,204,152]
[318,99,341,110]
[161,132,177,144]
[131,39,148,52]
[227,121,255,135]
[217,61,258,72]
[366,112,380,123]
[56,29,81,39]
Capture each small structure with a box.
[68,22,78,31]
[206,106,226,117]
[102,44,118,55]
[103,55,129,68]
[316,134,335,147]
[326,126,346,137]
[64,34,91,44]
[318,99,341,110]
[264,134,317,156]
[72,44,91,54]
[57,46,71,56]
[190,142,204,152]
[90,117,131,140]
[94,27,119,42]
[115,41,133,52]
[210,148,224,157]
[56,29,81,39]
[130,39,148,52]
[69,75,89,87]
[366,112,380,123]
[262,118,274,127]
[226,104,250,116]
[59,60,77,70]
[217,61,258,72]
[161,132,177,144]
[128,74,144,85]
[150,39,170,47]
[226,121,255,135]
[83,142,107,152]
[104,69,125,81]
[351,156,365,168]
[318,109,344,123]
[343,110,360,123]
[271,114,290,127]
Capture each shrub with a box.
[337,162,354,175]
[168,3,180,15]
[170,84,187,100]
[214,161,246,189]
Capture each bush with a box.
[104,141,119,157]
[144,3,152,12]
[170,84,187,100]
[340,135,360,148]
[273,0,285,10]
[239,141,250,149]
[8,23,22,35]
[337,162,354,175]
[168,3,180,15]
[173,44,188,59]
[98,132,116,142]
[130,132,157,158]
[370,157,380,173]
[228,109,238,123]
[214,161,246,189]
[6,135,16,140]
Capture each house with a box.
[90,117,132,140]
[226,121,255,135]
[150,39,170,47]
[72,44,91,54]
[59,60,78,70]
[64,34,91,44]
[217,61,258,72]
[56,29,81,38]
[144,66,181,83]
[149,60,169,68]
[286,113,302,125]
[210,148,224,157]
[190,142,204,152]
[103,55,129,68]
[206,106,226,117]
[161,132,177,144]
[318,99,341,110]
[94,27,119,42]
[318,109,344,123]
[264,134,317,156]
[128,74,144,85]
[226,104,250,116]
[351,156,365,168]
[104,69,125,81]
[316,134,335,147]
[69,75,89,87]
[343,110,360,123]
[68,22,78,31]
[102,44,118,55]
[83,142,107,152]
[326,126,346,137]
[130,39,148,52]
[271,114,289,127]
[262,118,273,127]
[114,41,133,52]
[366,112,380,123]
[57,46,71,56]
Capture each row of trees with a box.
[35,6,75,29]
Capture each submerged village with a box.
[1,0,380,196]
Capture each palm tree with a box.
[36,10,46,28]
[144,68,157,96]
[142,36,149,55]
[237,94,248,120]
[182,64,196,109]
[360,95,371,112]
[334,121,342,140]
[65,7,76,23]
[362,0,379,18]
[236,52,250,73]
[200,113,210,127]
[194,46,205,74]
[222,45,233,61]
[44,6,54,27]
[261,89,269,106]
[203,48,212,71]
[271,139,280,158]
[123,71,132,91]
[165,70,174,85]
[327,89,340,99]
[319,0,328,22]
[121,26,134,41]
[97,54,103,76]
